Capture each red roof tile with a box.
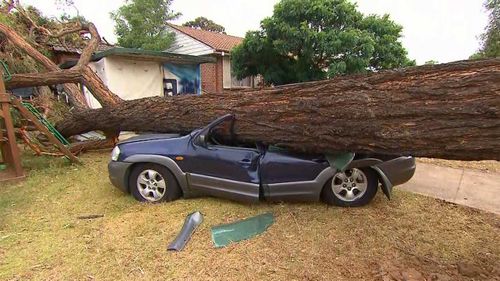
[169,24,243,53]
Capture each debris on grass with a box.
[167,211,203,251]
[211,212,274,248]
[77,214,104,220]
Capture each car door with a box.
[186,115,261,203]
[260,147,330,202]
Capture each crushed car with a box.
[108,114,416,207]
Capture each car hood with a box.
[118,133,181,144]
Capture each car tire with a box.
[321,167,378,207]
[129,163,182,203]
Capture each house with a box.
[166,24,257,93]
[49,43,114,65]
[56,47,215,108]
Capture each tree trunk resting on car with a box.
[53,58,500,161]
[2,8,498,161]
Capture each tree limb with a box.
[5,69,81,89]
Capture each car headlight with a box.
[111,146,121,161]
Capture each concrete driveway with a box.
[400,162,500,215]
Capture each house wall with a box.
[84,56,205,109]
[105,57,163,100]
[201,56,223,93]
[222,55,254,89]
[166,27,214,56]
[84,57,164,109]
[83,59,107,108]
[222,56,232,89]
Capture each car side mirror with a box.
[197,134,207,147]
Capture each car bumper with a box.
[108,161,133,193]
[376,156,416,186]
[372,156,416,199]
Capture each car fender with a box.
[346,158,383,169]
[123,154,190,195]
[346,158,392,199]
[370,166,393,199]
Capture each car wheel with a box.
[321,167,378,207]
[129,163,182,203]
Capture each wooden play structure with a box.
[0,67,80,183]
[0,92,24,182]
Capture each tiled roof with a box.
[168,24,243,53]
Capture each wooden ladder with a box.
[0,92,24,182]
[10,97,81,164]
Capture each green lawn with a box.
[0,152,499,280]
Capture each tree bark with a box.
[55,58,500,161]
[6,69,81,89]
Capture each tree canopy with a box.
[111,0,180,51]
[232,0,415,85]
[0,3,86,73]
[183,17,226,34]
[471,0,499,59]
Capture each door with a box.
[260,147,330,202]
[187,115,261,202]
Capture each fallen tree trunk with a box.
[6,69,81,89]
[55,58,500,161]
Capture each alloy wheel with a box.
[136,169,167,202]
[331,168,368,202]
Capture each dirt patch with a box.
[418,158,500,173]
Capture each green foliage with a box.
[111,0,180,51]
[232,0,414,85]
[471,0,499,59]
[183,17,226,33]
[0,4,86,74]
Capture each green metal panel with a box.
[1,60,12,81]
[326,152,355,172]
[21,102,70,146]
[211,213,274,248]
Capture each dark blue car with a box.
[108,115,416,207]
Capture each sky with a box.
[22,0,489,65]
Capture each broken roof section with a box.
[59,47,216,69]
[168,24,243,53]
[49,42,114,54]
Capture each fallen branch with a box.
[77,214,104,220]
[6,69,81,89]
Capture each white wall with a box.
[84,59,106,108]
[84,57,164,109]
[165,26,214,56]
[105,57,163,101]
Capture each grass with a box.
[0,151,499,280]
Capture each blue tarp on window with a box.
[164,63,201,95]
